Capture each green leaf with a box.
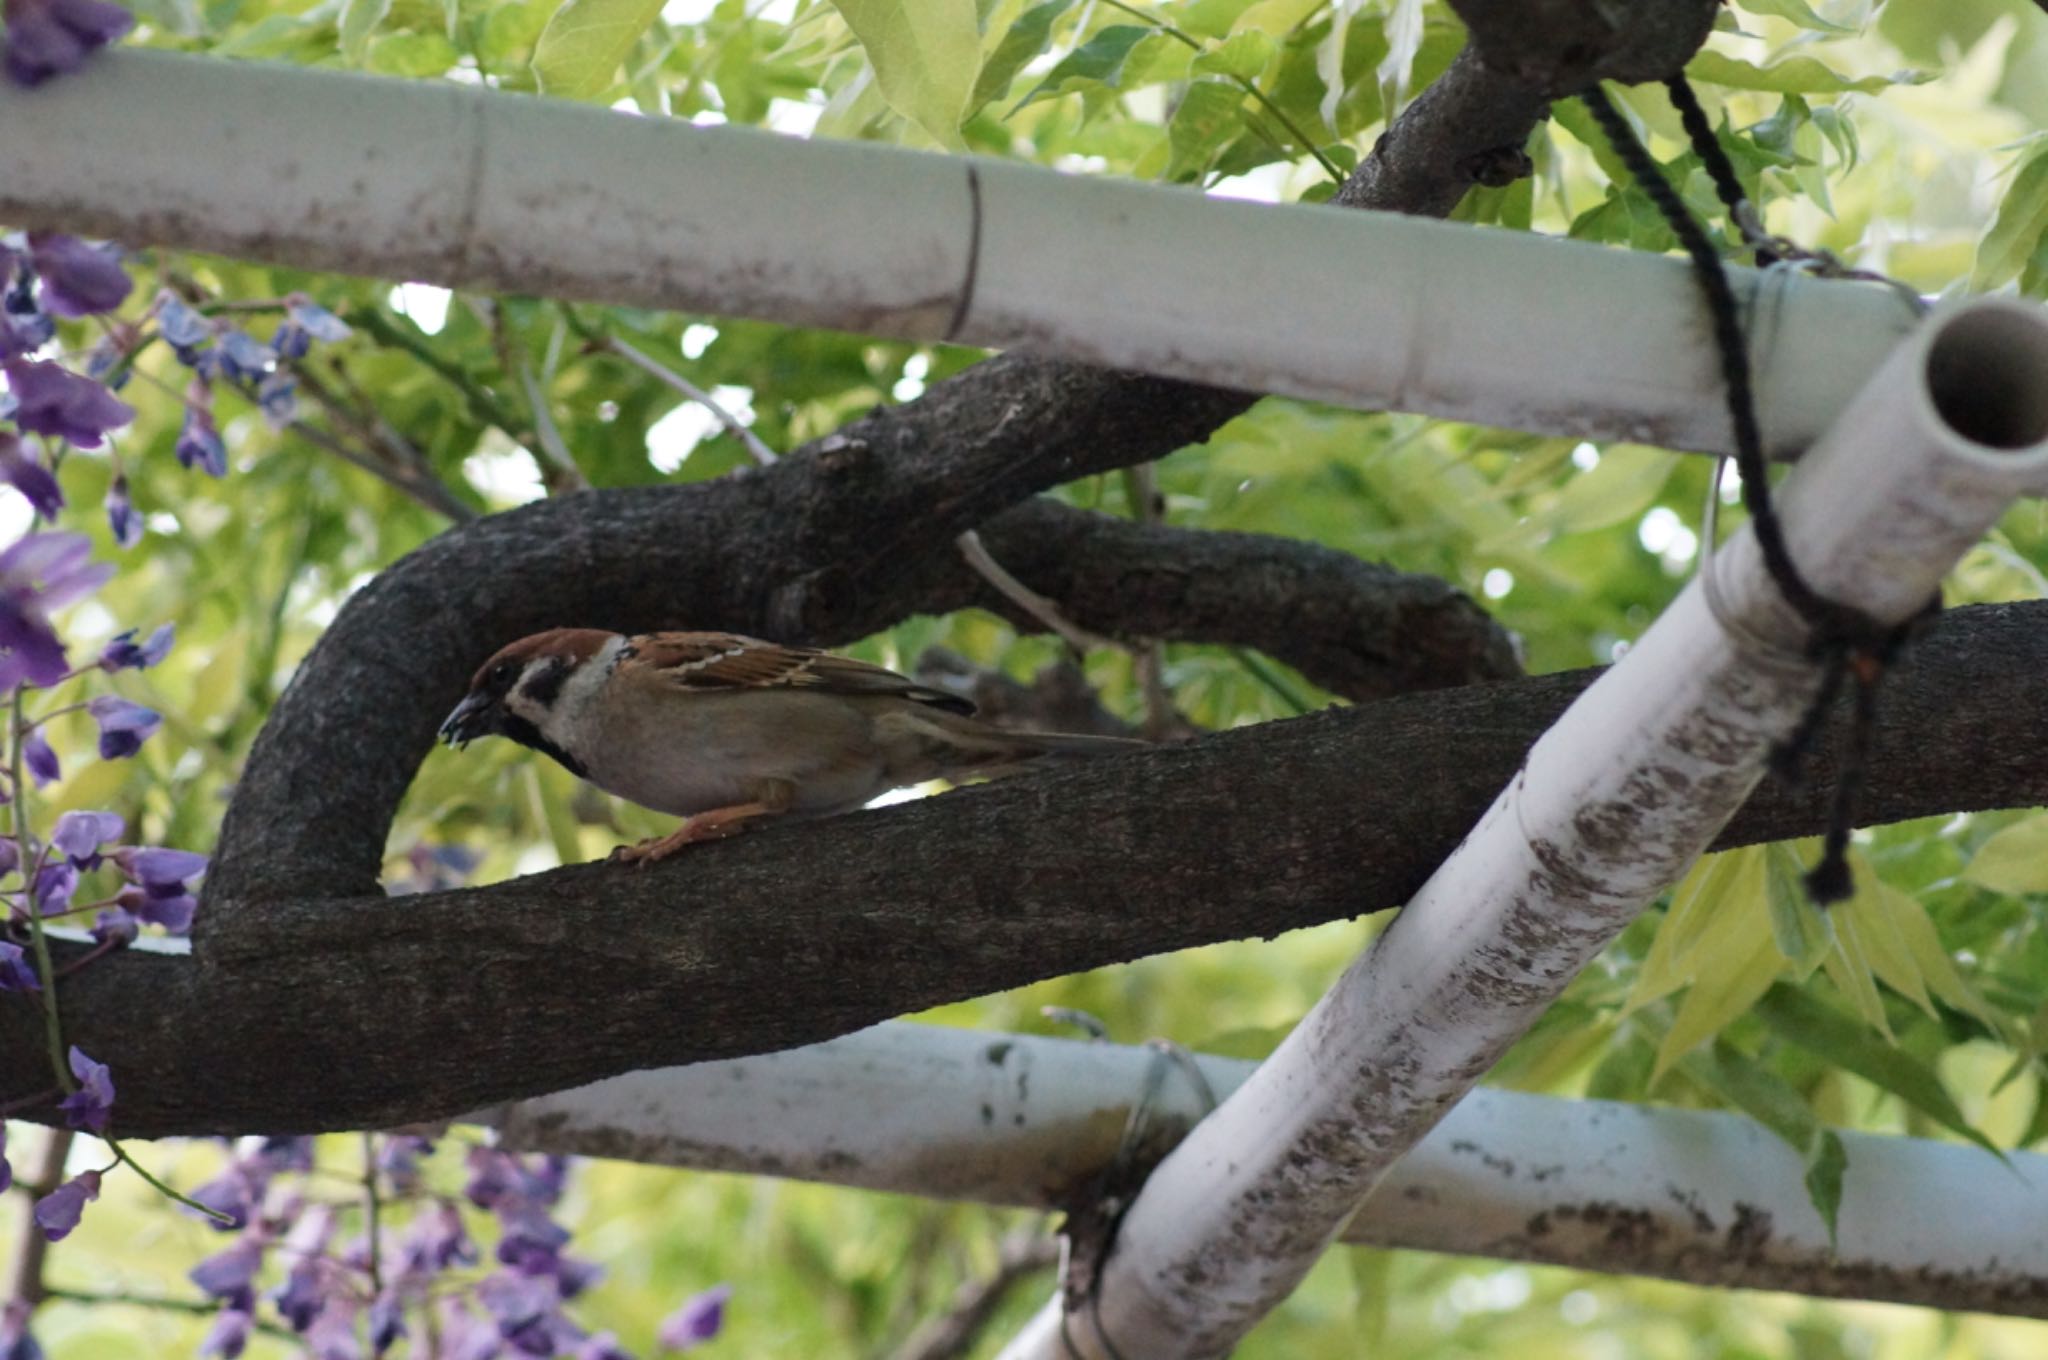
[829,0,982,145]
[968,0,1071,116]
[1191,29,1273,80]
[1754,983,2002,1155]
[1165,78,1245,182]
[339,0,394,65]
[479,0,557,71]
[366,30,460,76]
[1764,841,1834,974]
[1687,49,1925,95]
[1681,1041,1845,1243]
[532,0,667,98]
[1963,810,2048,894]
[1734,0,1857,33]
[1484,443,1678,547]
[1015,24,1150,109]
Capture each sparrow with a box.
[439,628,1142,863]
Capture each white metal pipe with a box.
[0,51,1927,456]
[997,301,2048,1358]
[474,1022,2048,1315]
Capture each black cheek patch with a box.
[499,714,588,779]
[519,656,574,709]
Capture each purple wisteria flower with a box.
[303,1298,364,1360]
[86,693,159,757]
[191,1234,267,1299]
[271,297,351,359]
[51,808,123,864]
[255,370,296,427]
[199,1306,251,1359]
[175,401,227,477]
[368,1292,406,1355]
[436,1298,505,1360]
[21,728,57,784]
[26,234,129,318]
[90,905,136,945]
[32,860,74,915]
[0,531,111,690]
[0,0,133,86]
[102,474,140,547]
[0,433,63,520]
[657,1285,730,1352]
[55,1045,113,1133]
[0,1299,41,1360]
[0,940,39,991]
[32,1168,99,1241]
[577,1334,633,1360]
[0,249,54,362]
[1,358,133,447]
[100,622,171,671]
[155,293,212,364]
[215,330,276,383]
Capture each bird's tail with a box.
[877,709,1143,783]
[1004,730,1146,757]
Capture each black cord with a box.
[1580,80,1928,905]
[1662,77,1780,268]
[1577,86,1854,637]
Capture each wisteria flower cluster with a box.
[153,290,352,471]
[3,158,723,1360]
[180,1135,728,1359]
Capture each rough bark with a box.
[4,601,2043,1136]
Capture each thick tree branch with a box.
[7,602,2045,1136]
[947,501,1520,700]
[203,13,1606,916]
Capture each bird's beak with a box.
[439,692,500,749]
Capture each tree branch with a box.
[7,601,2045,1136]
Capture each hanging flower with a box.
[0,531,111,689]
[0,0,132,86]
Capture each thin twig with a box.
[361,1132,384,1295]
[956,530,1112,654]
[290,365,479,522]
[40,1287,298,1339]
[894,1235,1062,1360]
[7,1127,74,1307]
[513,357,590,492]
[1121,465,1180,737]
[1095,0,1342,184]
[588,332,779,468]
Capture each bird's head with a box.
[438,628,619,771]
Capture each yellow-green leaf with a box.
[1687,49,1924,95]
[1191,30,1272,81]
[1962,811,2048,894]
[1629,847,1763,1014]
[532,0,666,99]
[1754,983,2001,1156]
[1734,0,1855,33]
[830,0,981,146]
[1976,148,2048,292]
[339,0,393,65]
[1164,78,1245,182]
[968,0,1070,116]
[367,30,459,77]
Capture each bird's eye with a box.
[491,662,517,685]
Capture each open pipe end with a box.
[1924,300,2048,455]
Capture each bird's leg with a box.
[612,780,795,865]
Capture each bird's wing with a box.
[623,631,975,715]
